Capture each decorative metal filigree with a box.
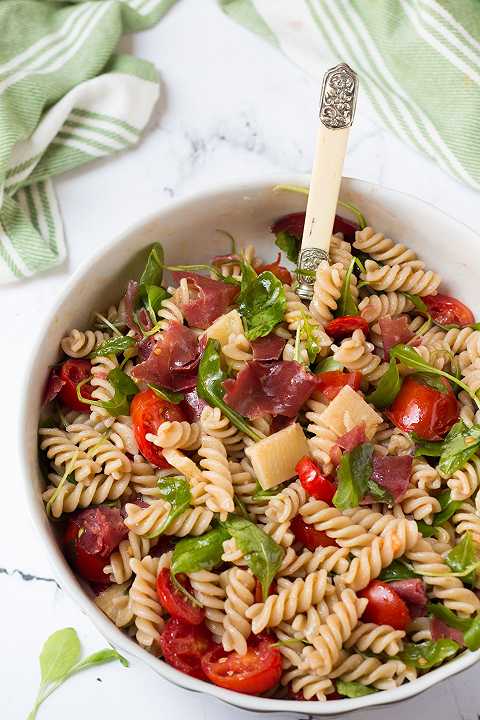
[296,248,328,300]
[320,63,358,129]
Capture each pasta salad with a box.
[39,202,480,702]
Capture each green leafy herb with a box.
[446,531,478,585]
[222,515,284,600]
[171,526,230,576]
[437,420,480,478]
[414,440,443,458]
[433,489,463,526]
[389,343,480,409]
[79,367,138,416]
[197,339,261,441]
[417,521,436,537]
[275,230,300,263]
[253,479,284,500]
[144,285,169,322]
[379,559,417,582]
[238,270,286,341]
[399,639,460,670]
[336,680,377,698]
[464,616,480,651]
[147,476,192,538]
[403,293,429,315]
[301,312,321,364]
[336,257,359,317]
[28,628,127,719]
[412,371,449,394]
[89,335,136,359]
[139,243,164,289]
[314,357,343,373]
[333,443,374,510]
[148,384,184,404]
[366,358,401,409]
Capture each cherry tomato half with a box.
[257,254,292,284]
[387,374,458,440]
[58,359,94,412]
[295,457,336,503]
[291,514,339,551]
[160,618,213,679]
[325,316,369,340]
[359,580,411,630]
[131,389,185,467]
[156,568,205,625]
[315,370,362,401]
[423,293,474,327]
[201,636,282,695]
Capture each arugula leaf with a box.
[433,490,463,526]
[301,312,321,364]
[171,526,230,576]
[417,521,436,537]
[275,230,300,263]
[89,335,136,359]
[238,270,286,341]
[222,515,284,600]
[446,531,478,585]
[333,443,374,510]
[414,439,443,457]
[253,479,284,500]
[399,639,460,669]
[336,257,359,317]
[148,383,184,404]
[367,477,393,503]
[379,559,417,582]
[314,357,343,373]
[403,293,429,315]
[413,371,450,394]
[336,680,376,698]
[139,243,164,288]
[437,421,480,478]
[427,602,471,632]
[389,343,480,409]
[464,616,480,651]
[28,628,127,719]
[197,339,261,441]
[87,367,138,416]
[144,285,168,323]
[147,476,192,538]
[366,358,401,409]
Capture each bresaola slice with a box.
[271,212,359,244]
[251,334,286,361]
[123,280,142,339]
[336,423,366,452]
[389,579,427,617]
[378,315,413,359]
[223,360,316,419]
[132,321,200,391]
[171,271,239,329]
[371,454,413,501]
[43,368,65,405]
[180,388,208,423]
[75,507,127,556]
[431,617,465,646]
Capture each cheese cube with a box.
[204,309,244,347]
[245,423,309,490]
[317,384,382,440]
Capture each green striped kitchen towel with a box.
[0,0,176,284]
[220,0,480,192]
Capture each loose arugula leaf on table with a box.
[437,421,480,477]
[275,230,300,263]
[379,559,418,582]
[389,344,480,408]
[146,476,192,538]
[400,639,460,670]
[79,367,138,416]
[445,531,479,585]
[197,339,261,441]
[28,628,127,719]
[148,383,184,404]
[222,515,284,600]
[336,257,360,317]
[238,270,286,341]
[333,443,374,510]
[89,335,136,359]
[366,358,402,409]
[171,526,230,576]
[336,680,377,698]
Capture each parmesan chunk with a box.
[318,384,382,440]
[204,309,244,347]
[245,423,309,490]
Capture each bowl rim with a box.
[20,174,480,715]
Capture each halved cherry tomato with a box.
[291,514,338,551]
[58,359,94,412]
[257,254,292,284]
[423,293,474,327]
[131,389,185,467]
[315,370,362,401]
[325,316,369,340]
[160,618,213,679]
[63,508,126,583]
[359,580,411,630]
[201,635,282,694]
[295,457,336,503]
[387,374,458,440]
[156,568,205,625]
[253,578,277,604]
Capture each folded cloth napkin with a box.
[220,0,480,192]
[0,0,175,284]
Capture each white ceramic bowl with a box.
[21,176,480,715]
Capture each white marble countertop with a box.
[2,1,480,718]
